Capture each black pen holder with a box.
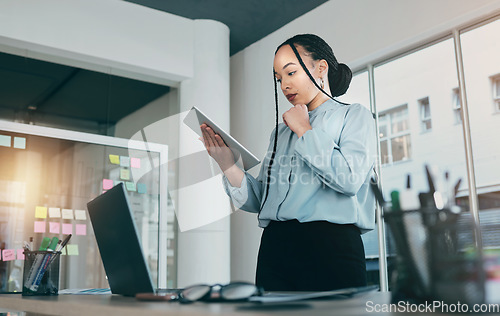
[22,250,61,296]
[384,207,485,306]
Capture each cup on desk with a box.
[22,250,61,296]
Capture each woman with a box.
[200,34,376,291]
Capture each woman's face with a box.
[273,44,324,107]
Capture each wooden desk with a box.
[0,291,390,316]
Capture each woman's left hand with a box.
[282,104,312,138]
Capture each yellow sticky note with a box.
[120,169,130,180]
[61,247,67,255]
[67,244,79,256]
[35,206,47,219]
[109,154,120,164]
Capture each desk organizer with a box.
[384,206,485,305]
[22,250,61,296]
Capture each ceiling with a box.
[125,0,328,55]
[0,1,326,133]
[0,52,170,130]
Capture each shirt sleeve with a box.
[221,126,279,213]
[222,171,263,213]
[294,104,376,196]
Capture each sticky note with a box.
[48,207,61,218]
[49,222,60,234]
[2,249,15,261]
[62,209,74,220]
[62,223,73,235]
[74,210,87,221]
[120,169,130,180]
[120,156,130,167]
[0,135,11,147]
[137,183,147,194]
[67,244,79,256]
[103,179,114,189]
[34,221,46,233]
[61,247,67,255]
[125,182,136,192]
[114,180,124,186]
[109,154,120,164]
[131,157,141,169]
[35,206,47,218]
[17,249,25,260]
[103,179,114,190]
[76,224,87,236]
[13,137,26,149]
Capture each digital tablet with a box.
[183,106,260,171]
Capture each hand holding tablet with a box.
[183,106,260,171]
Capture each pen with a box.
[425,165,436,194]
[454,178,462,197]
[29,237,34,251]
[23,241,31,251]
[424,165,444,209]
[58,234,72,251]
[370,177,386,207]
[29,237,59,291]
[46,240,62,267]
[23,237,51,289]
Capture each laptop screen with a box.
[87,183,155,296]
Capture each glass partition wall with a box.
[0,52,179,291]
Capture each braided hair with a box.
[260,34,352,211]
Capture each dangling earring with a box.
[320,78,324,90]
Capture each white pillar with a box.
[176,19,231,287]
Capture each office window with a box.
[378,105,411,165]
[461,16,500,218]
[492,75,500,112]
[452,88,462,123]
[419,97,432,132]
[336,70,371,110]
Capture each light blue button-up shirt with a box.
[223,99,377,233]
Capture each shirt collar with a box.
[308,99,341,118]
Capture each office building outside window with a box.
[378,105,411,165]
[452,87,462,123]
[492,75,500,112]
[460,17,500,249]
[419,97,432,132]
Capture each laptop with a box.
[183,106,260,171]
[87,183,174,296]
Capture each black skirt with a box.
[255,219,367,291]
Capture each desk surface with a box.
[0,291,391,316]
[4,292,500,315]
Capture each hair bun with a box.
[329,63,352,97]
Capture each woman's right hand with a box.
[200,123,236,172]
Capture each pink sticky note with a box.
[62,223,73,235]
[76,224,87,236]
[103,179,114,190]
[49,222,61,234]
[17,248,25,260]
[131,157,141,169]
[34,221,46,233]
[2,249,16,261]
